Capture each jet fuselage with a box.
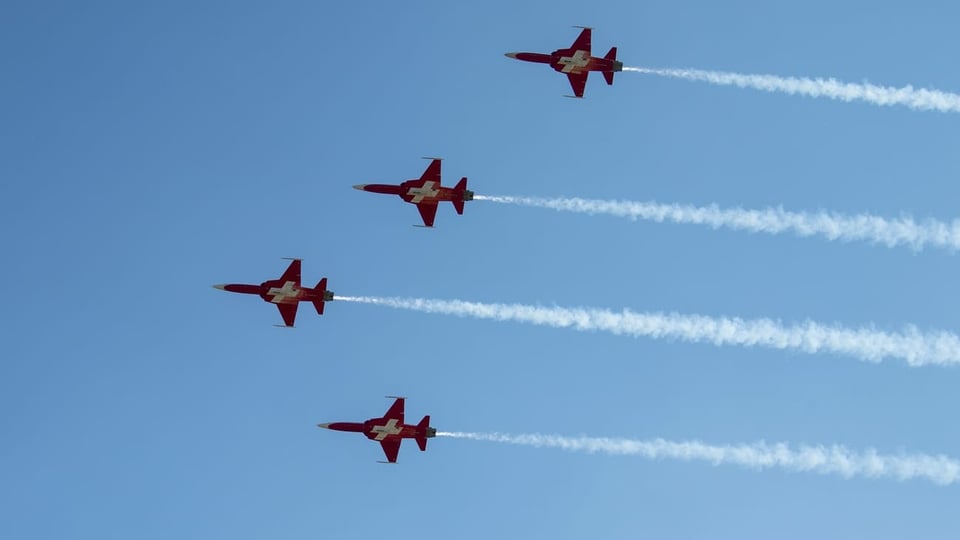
[319,419,438,442]
[506,49,623,75]
[215,280,333,305]
[353,181,474,206]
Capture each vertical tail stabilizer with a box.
[452,177,468,214]
[603,47,618,85]
[416,415,431,451]
[312,277,328,315]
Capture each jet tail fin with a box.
[416,436,428,451]
[313,277,328,315]
[452,177,468,214]
[603,47,618,85]
[416,415,431,451]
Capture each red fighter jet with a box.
[212,258,333,327]
[353,158,474,228]
[317,397,437,463]
[505,26,623,98]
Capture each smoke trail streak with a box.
[624,66,960,113]
[438,431,960,485]
[335,296,960,367]
[473,195,960,252]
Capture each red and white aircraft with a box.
[353,158,474,228]
[317,397,437,463]
[505,26,623,98]
[212,258,333,327]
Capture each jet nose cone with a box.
[212,284,226,291]
[504,52,519,59]
[317,423,331,429]
[352,184,368,191]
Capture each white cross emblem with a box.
[558,50,589,73]
[407,181,439,203]
[267,281,300,303]
[371,419,402,440]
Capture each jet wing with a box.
[419,159,442,184]
[416,202,439,228]
[278,259,301,285]
[570,27,591,54]
[276,303,298,327]
[383,397,405,424]
[379,439,401,463]
[566,72,588,98]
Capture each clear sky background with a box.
[3,1,960,538]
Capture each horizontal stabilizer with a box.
[603,71,615,86]
[453,177,468,214]
[417,415,430,450]
[604,46,617,60]
[313,277,328,314]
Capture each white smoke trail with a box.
[624,66,960,113]
[438,431,960,485]
[473,195,960,252]
[335,296,960,367]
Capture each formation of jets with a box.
[214,27,624,462]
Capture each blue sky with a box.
[3,1,960,538]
